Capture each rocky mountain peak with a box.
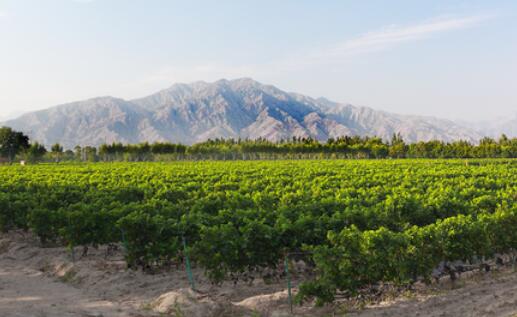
[2,78,488,148]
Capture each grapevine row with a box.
[0,159,515,304]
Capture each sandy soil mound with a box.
[151,288,224,317]
[234,290,297,317]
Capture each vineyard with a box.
[0,159,516,305]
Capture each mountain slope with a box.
[461,115,517,138]
[2,78,483,148]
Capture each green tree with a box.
[0,127,30,163]
[25,142,47,163]
[83,146,98,162]
[51,143,64,162]
[389,133,407,158]
[74,146,83,161]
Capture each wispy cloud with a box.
[136,14,494,88]
[280,14,494,69]
[335,15,489,54]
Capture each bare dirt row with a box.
[1,231,517,317]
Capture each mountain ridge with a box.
[2,78,491,148]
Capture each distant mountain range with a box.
[1,78,514,148]
[460,116,517,139]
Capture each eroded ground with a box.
[1,231,517,317]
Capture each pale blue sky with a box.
[0,0,516,121]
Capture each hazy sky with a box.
[1,0,516,121]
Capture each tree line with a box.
[0,127,46,163]
[1,126,516,163]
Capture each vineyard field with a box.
[0,159,516,304]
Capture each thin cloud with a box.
[280,15,494,69]
[136,14,495,88]
[335,15,490,55]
